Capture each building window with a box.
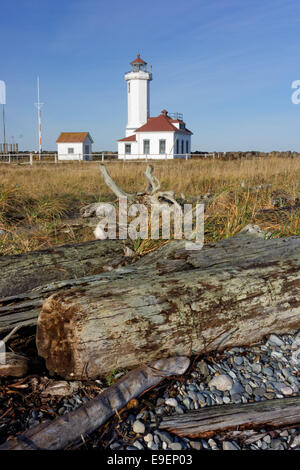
[176,139,179,155]
[128,82,130,93]
[159,139,166,154]
[181,140,184,155]
[179,123,185,130]
[68,148,74,154]
[143,140,150,154]
[125,144,131,154]
[85,145,89,155]
[186,141,189,153]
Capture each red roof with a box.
[130,54,147,65]
[118,134,137,142]
[135,110,193,134]
[56,132,93,143]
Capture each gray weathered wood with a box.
[0,239,128,298]
[0,356,189,450]
[36,234,300,379]
[159,397,300,438]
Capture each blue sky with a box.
[1,0,300,152]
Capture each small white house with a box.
[118,55,192,159]
[56,132,93,161]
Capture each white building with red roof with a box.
[118,55,192,159]
[56,132,93,160]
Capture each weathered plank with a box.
[159,397,300,438]
[36,234,300,379]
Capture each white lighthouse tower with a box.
[118,54,192,159]
[125,54,152,137]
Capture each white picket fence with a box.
[0,152,215,165]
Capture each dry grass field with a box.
[0,157,299,255]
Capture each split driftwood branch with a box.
[0,356,189,450]
[35,232,300,379]
[159,397,300,438]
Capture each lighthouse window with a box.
[128,83,130,93]
[125,144,131,154]
[186,141,189,153]
[143,140,150,154]
[159,140,166,154]
[176,139,179,155]
[181,140,184,154]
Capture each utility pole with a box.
[0,80,6,153]
[2,105,5,152]
[34,77,43,160]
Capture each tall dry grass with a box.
[0,157,299,255]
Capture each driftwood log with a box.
[0,239,130,298]
[159,397,300,438]
[0,356,189,450]
[35,232,300,379]
[0,240,135,335]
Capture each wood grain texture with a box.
[159,397,300,438]
[0,239,127,297]
[36,234,300,379]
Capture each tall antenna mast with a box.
[0,80,6,153]
[34,76,43,160]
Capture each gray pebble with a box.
[133,420,145,434]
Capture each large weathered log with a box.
[0,356,189,450]
[159,397,300,438]
[0,240,129,297]
[0,239,129,298]
[36,233,300,379]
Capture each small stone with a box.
[208,374,233,392]
[133,440,144,450]
[234,356,244,366]
[110,442,121,450]
[197,360,209,377]
[156,398,165,406]
[144,433,153,443]
[133,420,145,434]
[270,439,284,450]
[175,405,184,414]
[154,430,173,445]
[263,367,274,376]
[223,396,231,404]
[183,397,191,409]
[280,386,293,396]
[252,363,262,374]
[208,438,217,448]
[230,381,245,395]
[291,436,300,448]
[268,334,284,347]
[222,441,240,450]
[169,442,182,450]
[165,398,178,407]
[190,441,202,450]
